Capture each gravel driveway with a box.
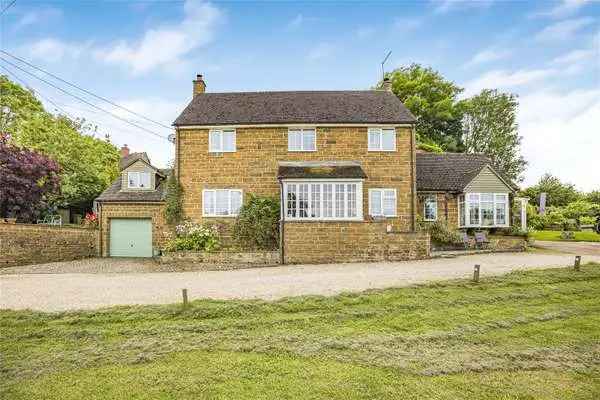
[532,240,600,256]
[2,251,598,312]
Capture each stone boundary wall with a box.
[283,222,430,264]
[159,250,279,270]
[432,235,528,252]
[0,223,98,268]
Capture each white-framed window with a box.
[459,193,509,227]
[288,128,316,152]
[368,127,396,151]
[209,129,236,152]
[423,195,438,221]
[203,189,243,217]
[283,180,362,221]
[127,171,151,189]
[369,188,397,217]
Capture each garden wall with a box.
[0,223,98,268]
[284,222,430,264]
[159,250,279,270]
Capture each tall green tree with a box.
[0,75,119,207]
[521,174,581,207]
[460,89,526,182]
[384,64,464,151]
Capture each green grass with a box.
[2,264,600,399]
[531,230,600,242]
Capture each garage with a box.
[109,219,153,257]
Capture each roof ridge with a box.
[199,90,391,95]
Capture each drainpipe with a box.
[278,178,285,265]
[410,125,416,232]
[97,201,103,257]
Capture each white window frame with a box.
[287,128,317,152]
[127,171,152,189]
[458,192,509,228]
[368,127,396,152]
[368,188,397,218]
[283,179,363,221]
[202,189,243,217]
[423,195,438,221]
[208,128,236,153]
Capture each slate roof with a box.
[416,152,516,192]
[173,90,416,126]
[119,152,150,170]
[278,161,367,180]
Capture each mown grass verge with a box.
[531,230,600,242]
[1,264,600,399]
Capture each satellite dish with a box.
[168,133,176,143]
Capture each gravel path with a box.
[2,252,598,312]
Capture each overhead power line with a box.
[0,0,16,15]
[0,50,174,130]
[0,57,170,141]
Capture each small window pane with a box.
[216,190,229,215]
[469,203,480,225]
[128,172,139,188]
[323,184,333,217]
[481,202,494,226]
[139,173,151,188]
[288,131,301,151]
[481,193,494,202]
[222,130,236,152]
[459,201,466,226]
[230,191,242,214]
[335,184,345,218]
[424,196,437,221]
[298,184,309,218]
[311,184,321,218]
[381,129,395,150]
[209,131,220,152]
[370,190,382,216]
[468,194,480,202]
[287,184,297,217]
[204,191,215,215]
[347,184,356,218]
[368,130,380,150]
[383,190,396,216]
[302,130,316,151]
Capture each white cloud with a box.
[307,42,335,62]
[463,68,557,97]
[535,17,595,42]
[464,48,511,67]
[431,0,494,14]
[13,7,62,31]
[393,17,423,33]
[519,88,600,191]
[552,48,595,64]
[534,0,592,19]
[287,14,304,30]
[24,38,92,62]
[95,0,222,75]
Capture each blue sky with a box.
[1,0,598,190]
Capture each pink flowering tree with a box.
[0,134,61,221]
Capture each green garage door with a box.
[109,219,153,257]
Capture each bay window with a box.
[203,189,242,217]
[459,193,509,227]
[284,180,362,221]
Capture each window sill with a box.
[367,149,397,152]
[202,215,238,218]
[423,218,437,222]
[287,149,317,152]
[284,218,363,222]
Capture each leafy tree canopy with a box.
[0,75,120,207]
[0,135,61,221]
[384,64,464,152]
[459,89,527,182]
[521,173,581,207]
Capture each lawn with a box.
[531,230,600,242]
[2,265,600,399]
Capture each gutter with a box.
[278,177,285,265]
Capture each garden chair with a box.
[474,231,490,249]
[461,232,471,249]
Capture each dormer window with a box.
[128,172,151,189]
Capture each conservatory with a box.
[459,193,510,228]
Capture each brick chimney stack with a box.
[193,74,206,97]
[382,77,392,92]
[120,144,130,158]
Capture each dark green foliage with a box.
[419,218,462,244]
[164,173,183,225]
[233,194,280,250]
[383,64,464,152]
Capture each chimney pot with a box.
[120,144,130,158]
[382,77,392,92]
[193,74,206,97]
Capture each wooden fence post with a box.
[473,264,480,283]
[182,288,189,307]
[574,256,581,271]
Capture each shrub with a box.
[420,219,462,245]
[81,212,98,229]
[233,194,280,250]
[560,231,575,240]
[164,173,183,225]
[164,221,220,252]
